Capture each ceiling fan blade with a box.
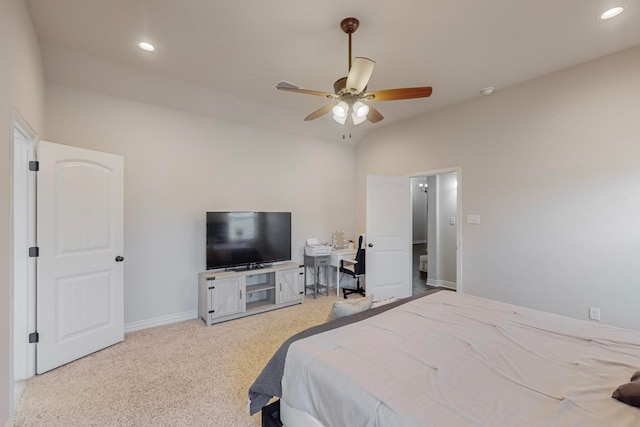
[364,86,432,101]
[304,103,336,121]
[366,105,384,123]
[346,57,375,94]
[275,82,337,99]
[277,87,337,99]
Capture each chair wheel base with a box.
[342,286,366,299]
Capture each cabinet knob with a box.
[367,243,373,248]
[115,255,124,262]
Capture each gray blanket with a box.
[248,290,441,415]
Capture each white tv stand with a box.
[198,261,304,326]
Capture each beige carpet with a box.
[14,294,342,426]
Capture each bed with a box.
[249,291,640,426]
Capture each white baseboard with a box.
[124,310,198,333]
[426,279,457,290]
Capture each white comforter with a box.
[282,292,640,426]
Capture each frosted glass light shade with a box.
[333,101,348,124]
[352,112,367,125]
[353,101,369,118]
[332,102,348,118]
[333,114,346,125]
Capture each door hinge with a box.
[28,246,39,257]
[28,332,39,343]
[28,161,39,171]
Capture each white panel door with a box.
[366,175,412,301]
[37,141,124,374]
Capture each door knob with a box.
[115,256,124,262]
[368,243,373,247]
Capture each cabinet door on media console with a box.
[277,267,304,305]
[208,276,245,320]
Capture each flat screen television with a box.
[206,211,291,270]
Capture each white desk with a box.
[329,248,357,296]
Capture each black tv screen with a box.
[206,211,291,270]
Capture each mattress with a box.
[248,290,440,415]
[281,292,640,426]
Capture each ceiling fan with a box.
[275,17,432,126]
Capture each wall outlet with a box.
[589,307,601,321]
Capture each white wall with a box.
[427,175,437,276]
[0,0,45,423]
[43,84,356,326]
[356,46,640,330]
[426,173,457,287]
[438,172,457,285]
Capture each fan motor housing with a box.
[333,77,347,95]
[333,77,366,97]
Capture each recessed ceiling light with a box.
[138,41,155,52]
[481,87,495,96]
[600,7,624,20]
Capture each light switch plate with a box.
[467,214,480,224]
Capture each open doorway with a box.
[411,171,458,295]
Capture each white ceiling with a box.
[25,0,640,144]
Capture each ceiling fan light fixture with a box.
[333,101,349,124]
[275,17,432,127]
[351,111,367,125]
[333,113,347,125]
[353,101,369,118]
[332,102,348,118]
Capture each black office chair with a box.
[340,235,366,299]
